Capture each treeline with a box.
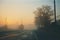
[34,5,60,40]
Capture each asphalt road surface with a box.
[0,30,37,40]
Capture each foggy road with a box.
[0,31,25,39]
[0,30,35,40]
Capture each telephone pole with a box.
[54,0,56,23]
[4,16,8,30]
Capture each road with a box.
[0,30,38,40]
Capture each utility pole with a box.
[54,0,56,23]
[4,16,8,30]
[21,19,23,24]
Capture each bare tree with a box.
[34,5,53,29]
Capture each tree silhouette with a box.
[34,5,53,29]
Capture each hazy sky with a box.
[0,0,60,25]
